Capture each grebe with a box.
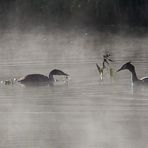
[18,69,69,85]
[117,62,148,84]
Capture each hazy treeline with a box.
[0,0,147,29]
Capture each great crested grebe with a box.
[117,62,148,84]
[18,69,69,85]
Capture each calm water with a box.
[0,30,148,148]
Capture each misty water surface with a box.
[0,29,148,148]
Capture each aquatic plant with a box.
[96,50,114,80]
[1,78,18,85]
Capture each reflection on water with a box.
[0,30,148,148]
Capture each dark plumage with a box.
[18,69,69,85]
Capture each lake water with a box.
[0,29,148,148]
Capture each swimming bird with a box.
[117,62,148,84]
[18,69,69,85]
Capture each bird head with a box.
[117,62,135,72]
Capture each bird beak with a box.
[63,72,69,76]
[116,68,122,72]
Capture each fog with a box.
[0,27,148,148]
[0,1,148,148]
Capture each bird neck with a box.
[49,74,54,81]
[129,68,139,82]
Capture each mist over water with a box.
[0,24,148,148]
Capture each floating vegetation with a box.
[96,63,104,80]
[53,75,71,81]
[1,78,18,85]
[96,50,114,80]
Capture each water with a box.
[0,29,148,148]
